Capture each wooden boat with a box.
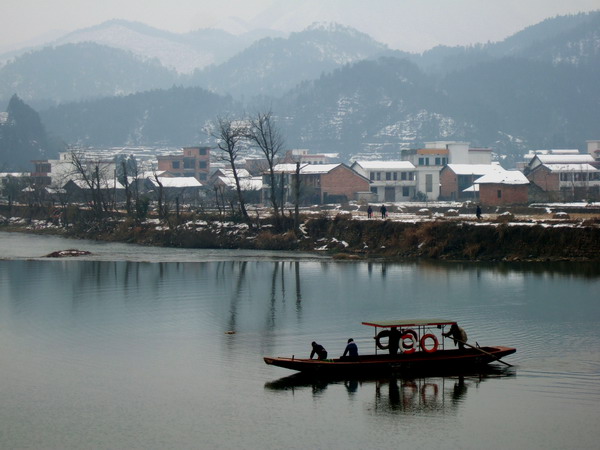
[264,319,516,375]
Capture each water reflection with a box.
[265,367,516,415]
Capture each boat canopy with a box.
[362,319,456,328]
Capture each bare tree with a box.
[69,151,114,220]
[247,110,284,225]
[211,116,251,222]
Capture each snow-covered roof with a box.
[217,176,262,190]
[446,164,501,176]
[542,163,599,173]
[273,163,308,173]
[353,160,415,170]
[475,170,529,185]
[148,177,202,188]
[300,164,342,174]
[68,179,125,189]
[272,163,344,174]
[535,154,595,164]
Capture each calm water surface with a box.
[1,232,599,449]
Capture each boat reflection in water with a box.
[265,366,515,415]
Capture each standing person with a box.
[476,204,482,220]
[310,341,328,360]
[388,327,401,355]
[342,338,359,360]
[443,323,468,350]
[367,205,373,219]
[380,204,387,219]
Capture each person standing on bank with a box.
[367,205,373,219]
[476,204,482,220]
[342,338,359,360]
[443,323,468,350]
[380,204,387,219]
[310,341,328,360]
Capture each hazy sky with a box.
[2,0,599,52]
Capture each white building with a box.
[351,160,417,202]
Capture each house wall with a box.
[479,184,528,206]
[157,147,211,181]
[527,166,559,191]
[320,166,370,202]
[439,168,458,200]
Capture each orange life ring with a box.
[420,333,439,353]
[400,329,418,349]
[375,330,390,350]
[401,333,416,354]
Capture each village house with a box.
[474,169,530,206]
[31,152,117,188]
[402,141,492,200]
[157,146,210,182]
[144,176,203,204]
[524,153,600,201]
[439,164,502,201]
[350,160,416,202]
[63,178,126,203]
[210,168,262,203]
[268,163,370,205]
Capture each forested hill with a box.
[3,11,598,163]
[40,87,238,147]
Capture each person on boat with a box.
[443,323,468,350]
[310,341,328,360]
[342,338,359,360]
[388,327,401,355]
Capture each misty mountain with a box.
[414,11,600,74]
[20,11,600,165]
[6,19,283,75]
[0,42,179,107]
[40,86,238,147]
[187,23,407,99]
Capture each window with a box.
[426,174,433,193]
[418,157,424,166]
[386,172,392,181]
[393,172,398,181]
[369,172,375,181]
[370,186,378,194]
[199,148,207,155]
[435,157,441,165]
[172,161,180,169]
[497,190,502,198]
[376,172,381,181]
[401,172,407,180]
[402,186,410,197]
[409,172,414,181]
[183,158,194,169]
[199,161,207,169]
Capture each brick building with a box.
[475,170,529,206]
[269,163,370,204]
[157,147,210,182]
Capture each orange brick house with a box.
[269,163,370,204]
[475,170,529,206]
[157,147,210,182]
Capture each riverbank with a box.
[2,204,599,262]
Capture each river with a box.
[1,232,599,449]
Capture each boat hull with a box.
[264,346,516,375]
